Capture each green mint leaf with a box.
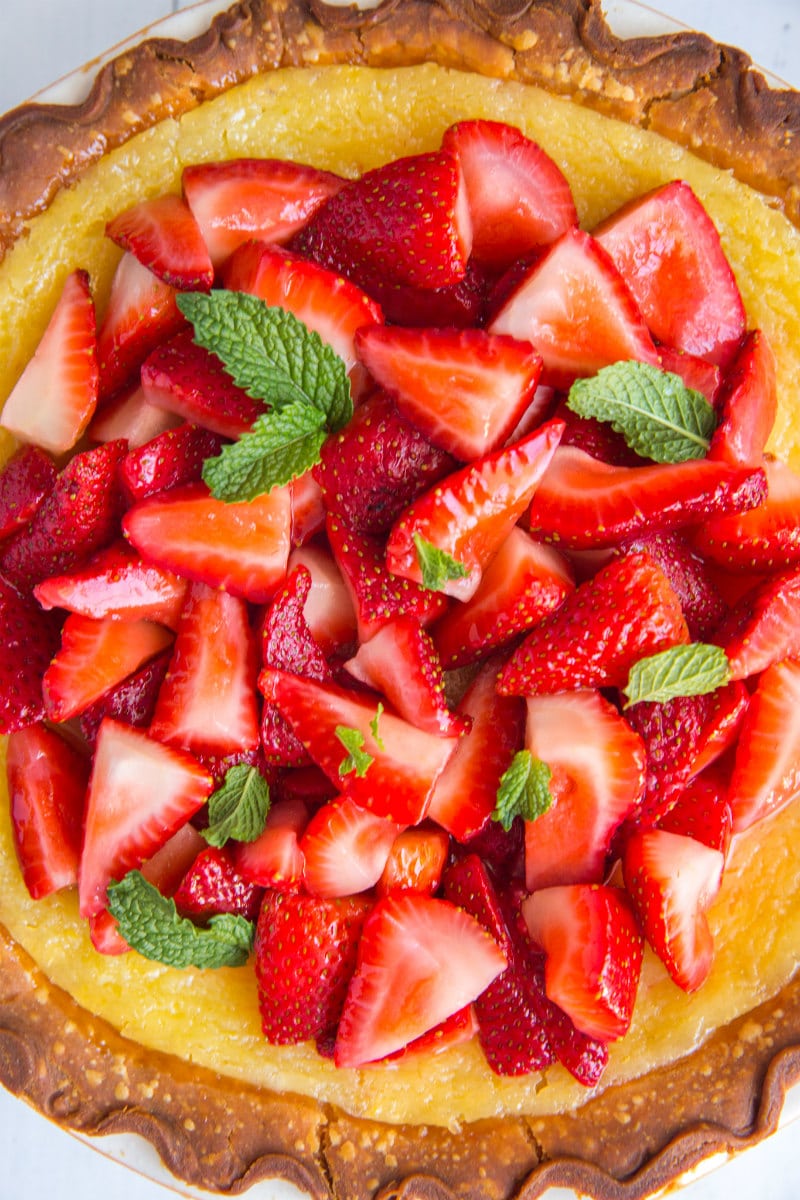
[567,361,716,463]
[177,290,352,430]
[413,533,470,592]
[201,765,271,848]
[336,724,374,778]
[369,702,385,751]
[622,643,732,707]
[107,871,254,969]
[493,750,552,831]
[202,403,328,502]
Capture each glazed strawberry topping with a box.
[3,118,799,1078]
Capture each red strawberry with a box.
[363,258,489,328]
[294,150,472,292]
[0,445,56,541]
[657,767,733,857]
[386,418,564,601]
[727,657,800,832]
[441,119,577,268]
[713,567,800,680]
[289,470,326,545]
[657,346,721,403]
[708,330,777,467]
[286,542,357,655]
[594,180,745,368]
[433,527,574,669]
[173,846,263,921]
[693,455,800,571]
[234,795,309,892]
[6,723,89,899]
[314,390,455,536]
[335,892,506,1067]
[498,551,689,696]
[355,325,542,461]
[120,423,227,503]
[254,888,370,1045]
[622,828,724,992]
[620,531,728,641]
[300,796,401,899]
[43,613,174,723]
[78,717,213,917]
[96,251,184,400]
[553,399,644,467]
[522,884,643,1041]
[687,681,750,777]
[105,194,214,291]
[0,578,62,733]
[488,228,659,388]
[35,541,187,626]
[385,1005,479,1062]
[182,157,345,267]
[123,481,292,603]
[78,648,172,748]
[527,446,767,550]
[150,581,260,756]
[523,690,646,891]
[88,384,179,448]
[377,826,450,897]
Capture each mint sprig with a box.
[202,403,328,502]
[567,361,716,463]
[622,643,732,707]
[413,533,470,592]
[493,750,553,831]
[200,764,271,848]
[336,725,374,778]
[107,871,254,969]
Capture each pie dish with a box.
[1,2,800,1199]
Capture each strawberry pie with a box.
[0,2,799,1198]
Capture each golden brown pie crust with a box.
[1,2,799,1198]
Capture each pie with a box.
[1,2,800,1199]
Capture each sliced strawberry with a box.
[106,194,214,291]
[522,884,643,1041]
[713,567,800,680]
[364,258,489,328]
[433,527,574,669]
[314,390,455,536]
[441,119,577,268]
[286,542,357,655]
[708,330,777,467]
[657,346,720,403]
[294,149,472,292]
[693,456,800,571]
[498,551,689,696]
[727,657,800,832]
[96,251,184,400]
[687,680,750,777]
[123,481,292,603]
[384,1005,479,1062]
[488,228,659,388]
[553,398,644,468]
[42,613,174,723]
[622,829,724,992]
[0,578,62,734]
[289,470,326,546]
[182,157,345,267]
[150,581,260,756]
[6,723,89,899]
[259,668,459,824]
[173,846,263,921]
[78,717,213,917]
[621,531,728,641]
[354,325,542,461]
[78,648,172,748]
[0,445,56,541]
[88,384,180,448]
[335,892,506,1067]
[300,796,401,899]
[120,422,227,503]
[34,541,187,626]
[656,767,733,857]
[376,826,450,897]
[593,180,745,368]
[523,690,646,891]
[527,445,767,550]
[0,439,127,594]
[234,795,309,892]
[1,269,98,455]
[254,888,371,1045]
[344,616,469,737]
[386,418,564,601]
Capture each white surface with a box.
[0,2,799,1198]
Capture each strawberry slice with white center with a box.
[523,690,646,891]
[441,119,578,268]
[105,194,214,291]
[622,829,724,992]
[123,481,292,603]
[594,180,746,369]
[150,580,260,756]
[713,566,800,680]
[96,251,184,401]
[259,668,459,824]
[694,455,800,571]
[78,717,213,918]
[286,542,357,656]
[488,228,659,388]
[300,796,402,899]
[522,884,643,1041]
[528,445,767,550]
[334,892,506,1067]
[708,329,777,467]
[182,157,345,267]
[34,541,187,627]
[354,325,542,461]
[88,383,180,448]
[1,269,98,455]
[386,417,564,602]
[727,657,800,832]
[235,796,309,892]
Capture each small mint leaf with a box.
[567,361,716,463]
[369,702,385,751]
[107,871,254,969]
[413,533,470,592]
[623,643,732,707]
[493,750,552,831]
[336,724,374,778]
[202,403,327,501]
[201,765,271,848]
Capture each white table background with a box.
[0,1,798,1197]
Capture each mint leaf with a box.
[107,871,254,969]
[413,533,470,592]
[369,702,385,751]
[202,403,328,502]
[493,750,552,831]
[567,361,716,463]
[201,765,271,848]
[336,725,374,778]
[623,643,732,707]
